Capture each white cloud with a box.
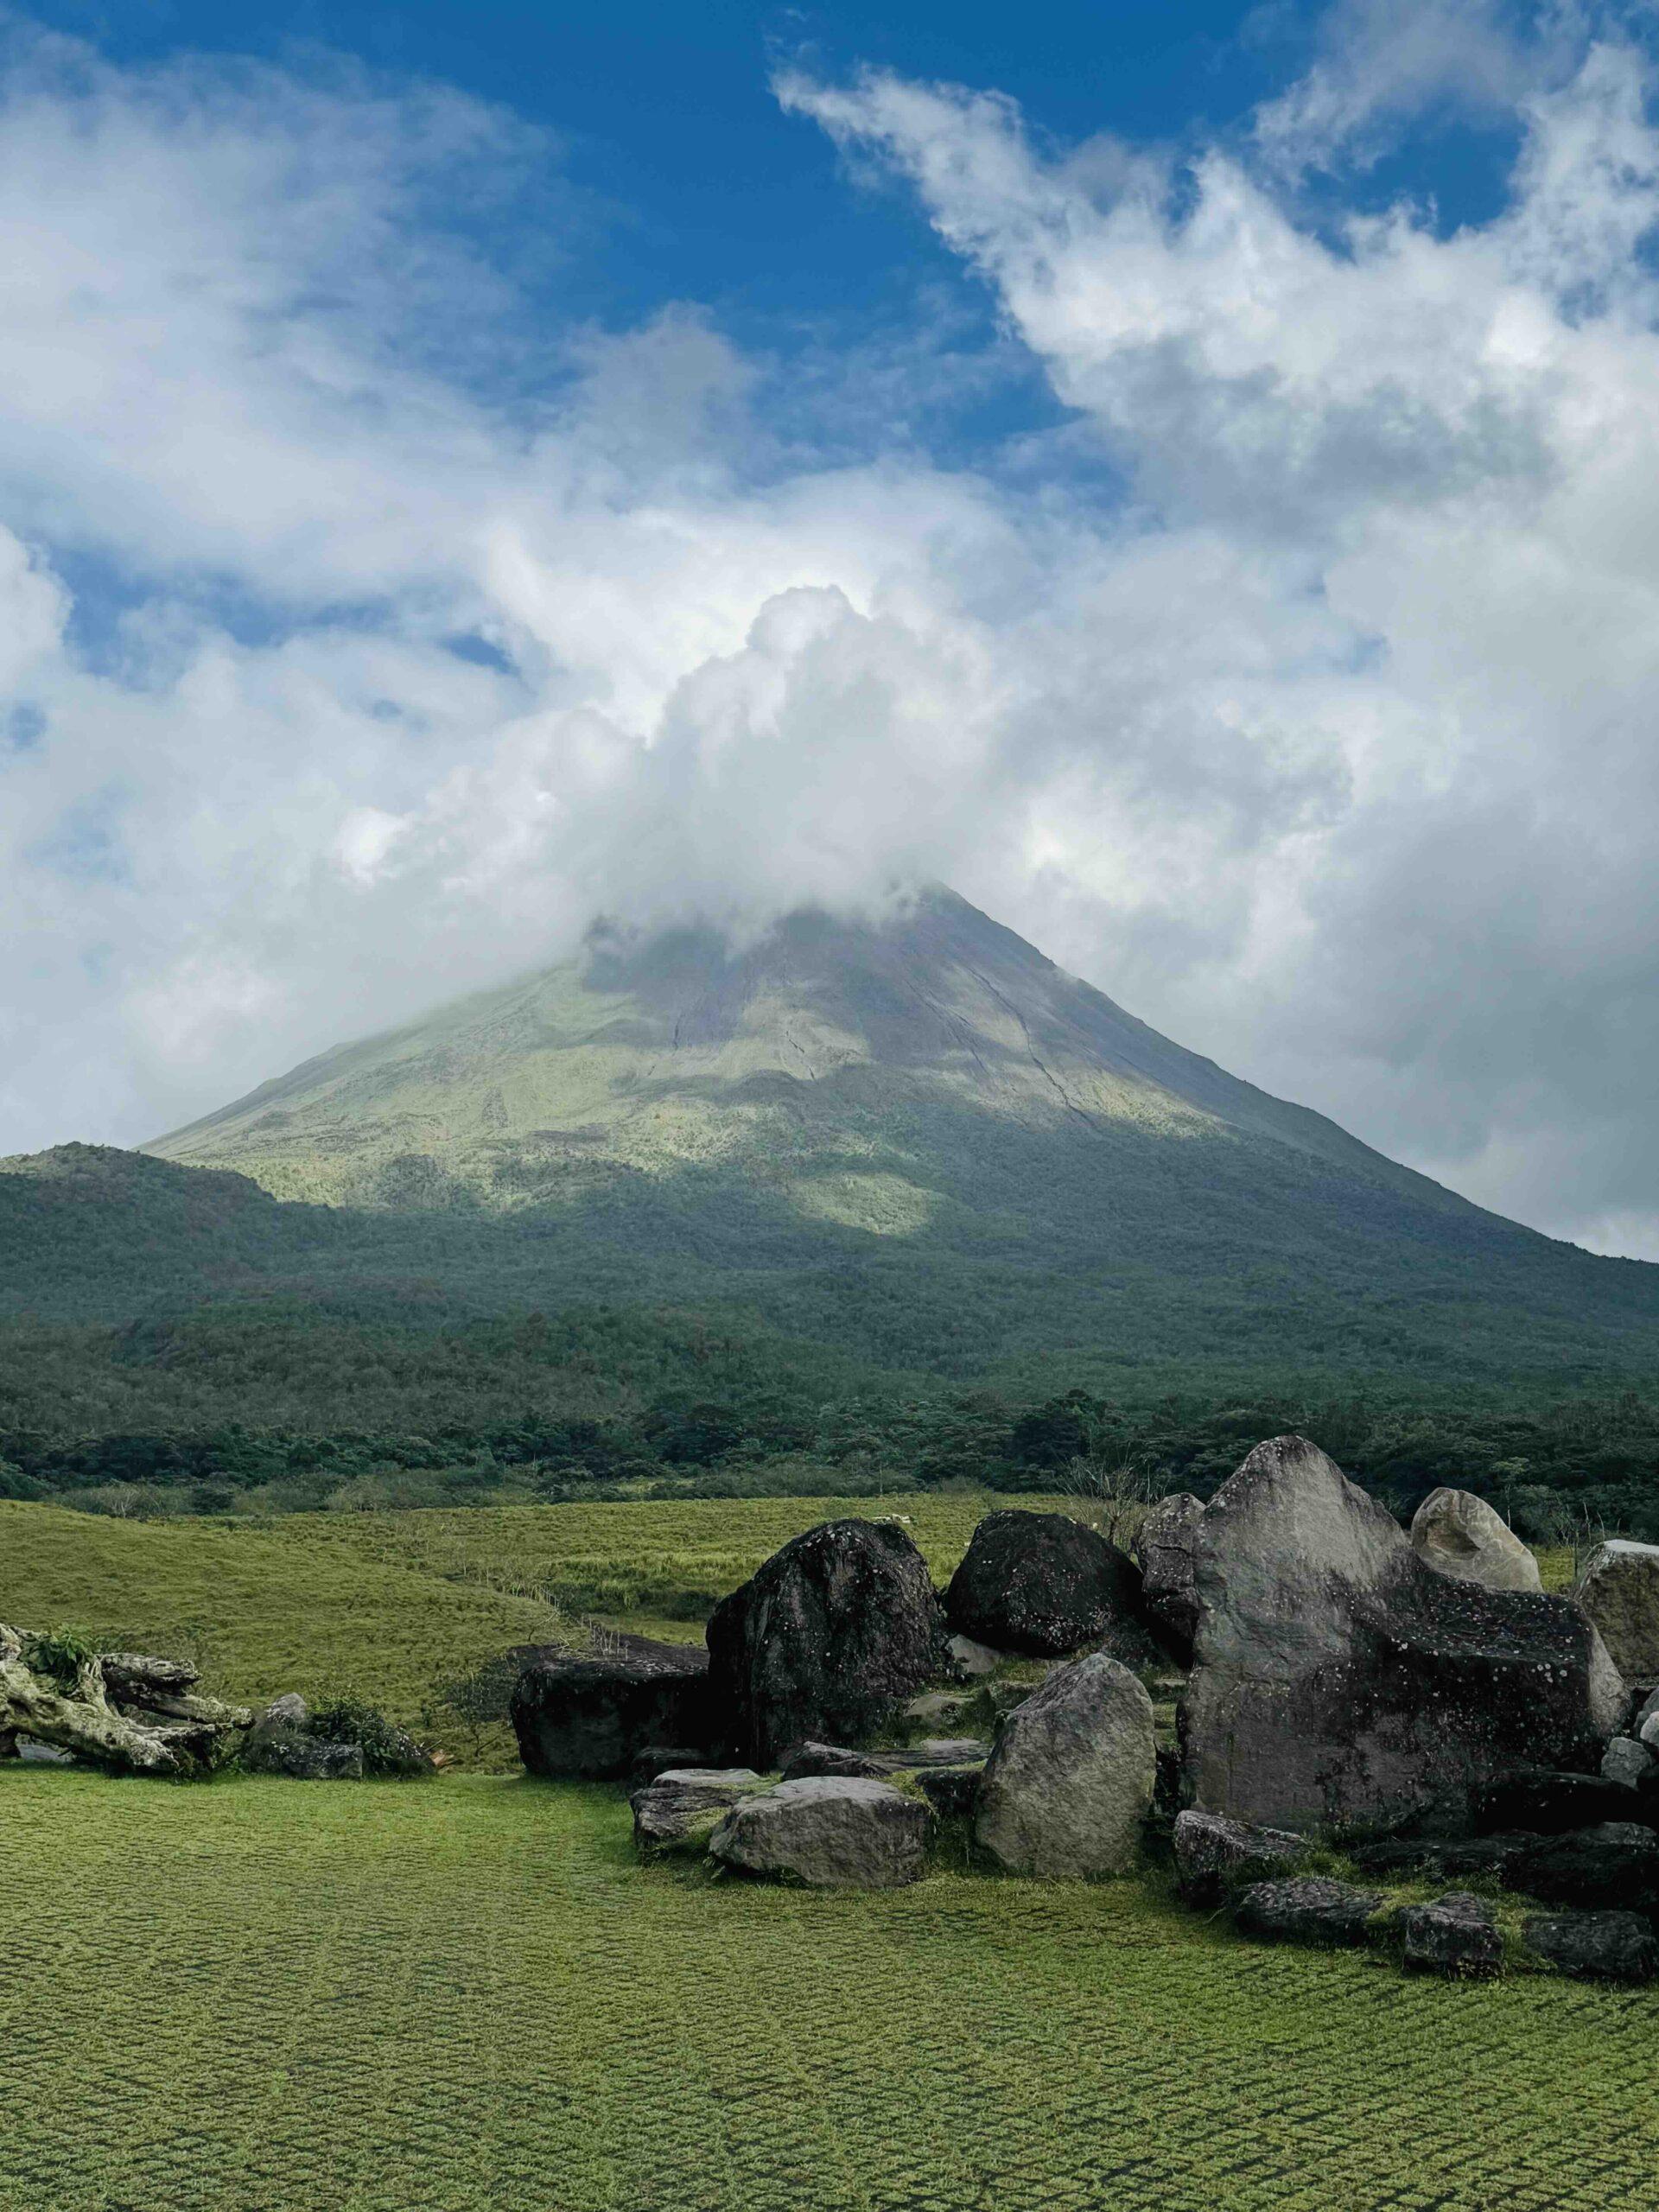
[3,10,1659,1260]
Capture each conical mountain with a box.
[148,885,1458,1223]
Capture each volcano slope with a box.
[5,887,1658,1413]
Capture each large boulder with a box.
[510,1636,716,1781]
[1134,1493,1204,1657]
[974,1652,1154,1878]
[1183,1435,1625,1835]
[706,1520,942,1768]
[1573,1541,1659,1681]
[944,1510,1163,1662]
[708,1777,930,1889]
[1410,1489,1541,1592]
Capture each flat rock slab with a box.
[1522,1910,1659,1983]
[1501,1823,1659,1915]
[1173,1810,1308,1902]
[1477,1768,1641,1835]
[709,1777,930,1889]
[1236,1876,1383,1948]
[1397,1892,1503,1980]
[631,1768,765,1852]
[781,1738,988,1783]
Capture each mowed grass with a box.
[1,1497,1647,2211]
[3,1768,1654,2212]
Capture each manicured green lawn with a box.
[2,1767,1652,2212]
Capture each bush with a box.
[304,1694,433,1777]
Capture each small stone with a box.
[246,1735,363,1780]
[1523,1910,1659,1983]
[1397,1891,1503,1979]
[904,1691,975,1728]
[1602,1737,1656,1790]
[1235,1876,1384,1948]
[944,1634,1003,1679]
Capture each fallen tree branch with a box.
[0,1625,248,1776]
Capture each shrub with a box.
[305,1693,433,1777]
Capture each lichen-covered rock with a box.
[1183,1435,1625,1834]
[510,1637,715,1781]
[944,1510,1161,1662]
[630,1768,764,1853]
[1502,1823,1659,1915]
[1396,1892,1503,1979]
[1235,1876,1382,1948]
[1134,1493,1204,1657]
[1410,1489,1541,1592]
[709,1777,930,1889]
[1172,1810,1308,1902]
[1522,1910,1659,1982]
[974,1652,1154,1878]
[706,1520,942,1769]
[1573,1541,1659,1681]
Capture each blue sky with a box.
[5,1,1659,1259]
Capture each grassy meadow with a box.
[0,1493,1645,2212]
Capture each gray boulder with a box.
[1135,1493,1204,1656]
[1601,1736,1656,1790]
[1410,1489,1541,1592]
[1522,1910,1658,1982]
[510,1637,715,1781]
[1573,1541,1659,1681]
[974,1652,1154,1878]
[706,1520,942,1769]
[709,1777,930,1889]
[1172,1809,1308,1902]
[1183,1435,1625,1835]
[245,1692,308,1753]
[631,1768,765,1853]
[1236,1876,1382,1948]
[1396,1892,1503,1979]
[944,1510,1162,1662]
[779,1742,887,1782]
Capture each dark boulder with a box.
[626,1745,712,1788]
[1173,1810,1308,1903]
[1522,1911,1659,1982]
[1502,1823,1659,1915]
[1235,1876,1382,1948]
[1184,1435,1625,1835]
[945,1510,1163,1662]
[1351,1833,1533,1882]
[245,1733,364,1780]
[1396,1892,1503,1980]
[913,1764,982,1821]
[510,1637,715,1781]
[706,1520,942,1769]
[1134,1494,1204,1658]
[1476,1768,1647,1836]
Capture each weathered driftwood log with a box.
[0,1625,250,1776]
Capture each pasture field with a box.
[4,1768,1656,2212]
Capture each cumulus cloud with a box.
[3,8,1659,1258]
